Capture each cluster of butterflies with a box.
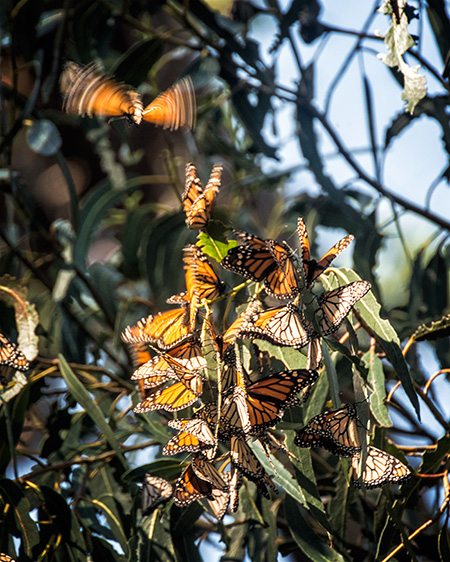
[121,162,411,519]
[60,61,196,130]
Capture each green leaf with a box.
[362,350,392,426]
[89,495,130,556]
[285,495,345,562]
[198,222,236,262]
[58,355,128,469]
[26,118,62,156]
[326,268,420,419]
[0,479,39,556]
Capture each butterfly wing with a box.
[163,419,216,455]
[265,240,300,299]
[230,435,265,479]
[316,281,371,335]
[142,475,173,514]
[221,231,276,282]
[133,378,202,412]
[182,163,222,230]
[173,463,214,506]
[61,62,143,123]
[351,446,411,488]
[142,76,196,130]
[0,331,29,372]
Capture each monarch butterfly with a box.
[351,446,412,488]
[221,230,300,299]
[0,331,29,372]
[233,367,319,435]
[163,418,216,455]
[173,456,228,506]
[230,435,265,480]
[221,299,261,357]
[297,217,354,288]
[312,280,371,336]
[134,371,203,412]
[182,163,222,230]
[141,475,173,515]
[294,404,361,457]
[131,340,206,382]
[238,297,312,350]
[121,307,193,350]
[181,244,226,328]
[220,348,251,392]
[61,62,196,130]
[127,341,153,369]
[203,486,230,521]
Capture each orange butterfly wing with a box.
[142,77,196,130]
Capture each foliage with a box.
[1,1,450,562]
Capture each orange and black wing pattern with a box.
[142,76,196,130]
[163,418,216,455]
[61,62,143,123]
[294,404,361,457]
[351,446,412,488]
[61,62,195,130]
[121,308,193,350]
[0,331,29,372]
[182,163,222,230]
[297,217,354,288]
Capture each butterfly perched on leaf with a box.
[181,244,226,328]
[141,475,173,515]
[163,418,216,455]
[221,230,301,299]
[308,280,371,336]
[294,403,362,457]
[61,62,196,130]
[351,446,412,488]
[237,296,313,350]
[182,163,222,230]
[297,217,354,288]
[0,331,30,372]
[173,455,228,507]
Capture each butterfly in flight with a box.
[141,474,173,515]
[297,217,354,288]
[0,331,29,372]
[61,62,196,130]
[351,446,412,489]
[182,163,222,230]
[221,230,301,299]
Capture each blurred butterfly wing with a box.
[0,331,29,372]
[265,240,300,299]
[0,555,16,562]
[351,446,411,488]
[61,62,143,123]
[142,76,196,130]
[142,475,173,514]
[317,281,371,335]
[173,464,214,506]
[127,342,153,369]
[133,380,201,412]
